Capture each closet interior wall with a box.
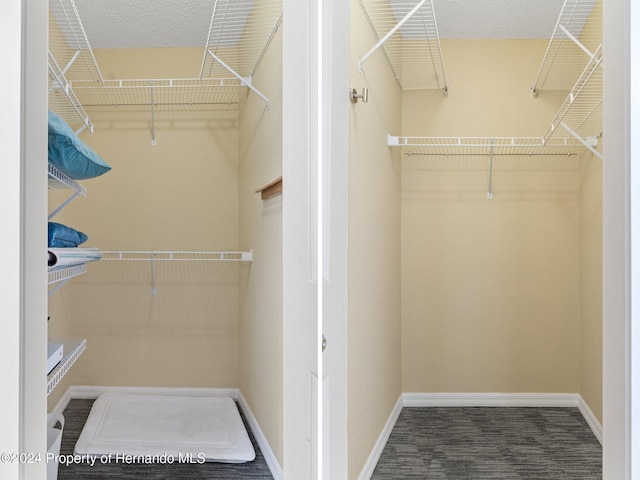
[46,6,285,465]
[400,24,602,420]
[347,0,403,478]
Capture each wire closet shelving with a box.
[531,0,602,159]
[358,0,448,92]
[48,0,282,132]
[388,135,587,199]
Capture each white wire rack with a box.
[389,135,587,198]
[543,46,602,158]
[47,338,87,396]
[200,0,282,80]
[49,0,282,130]
[48,163,87,220]
[388,135,587,156]
[531,0,601,93]
[49,0,103,132]
[101,251,253,262]
[531,0,602,158]
[358,0,448,92]
[48,264,87,297]
[72,78,247,112]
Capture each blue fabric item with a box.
[48,110,112,179]
[48,222,88,248]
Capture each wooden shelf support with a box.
[255,176,282,200]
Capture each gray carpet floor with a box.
[371,407,602,480]
[57,398,274,479]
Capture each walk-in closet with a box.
[2,0,636,478]
[46,0,286,478]
[344,0,604,478]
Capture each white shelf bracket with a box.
[387,134,400,146]
[558,24,596,59]
[206,50,270,110]
[560,121,604,160]
[48,191,81,220]
[359,0,429,72]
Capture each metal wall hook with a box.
[350,88,369,104]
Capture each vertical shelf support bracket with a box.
[149,81,156,146]
[206,50,271,109]
[150,252,157,295]
[487,138,495,199]
[358,0,429,72]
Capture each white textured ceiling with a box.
[71,0,568,50]
[433,0,566,39]
[72,0,241,49]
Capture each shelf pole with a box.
[487,138,495,199]
[150,252,156,295]
[149,81,156,145]
[358,0,429,72]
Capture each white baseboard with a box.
[577,395,603,444]
[50,386,73,414]
[358,392,603,480]
[52,385,283,478]
[66,385,239,400]
[238,391,283,480]
[402,392,580,408]
[357,395,404,480]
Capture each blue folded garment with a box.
[48,222,88,248]
[48,110,112,180]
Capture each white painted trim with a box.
[50,387,73,415]
[577,395,603,445]
[67,385,239,399]
[402,392,580,408]
[238,391,284,480]
[357,396,404,480]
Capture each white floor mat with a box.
[74,394,256,463]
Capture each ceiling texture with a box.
[72,0,569,50]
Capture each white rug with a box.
[74,394,256,463]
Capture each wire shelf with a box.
[389,136,586,157]
[199,0,283,80]
[48,163,87,196]
[47,338,86,396]
[48,263,87,285]
[49,0,103,84]
[72,78,248,112]
[48,0,103,130]
[358,0,448,91]
[101,251,253,262]
[544,46,602,144]
[531,0,601,92]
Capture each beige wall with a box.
[348,1,403,478]
[48,48,242,389]
[238,28,284,465]
[401,38,602,418]
[579,151,603,422]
